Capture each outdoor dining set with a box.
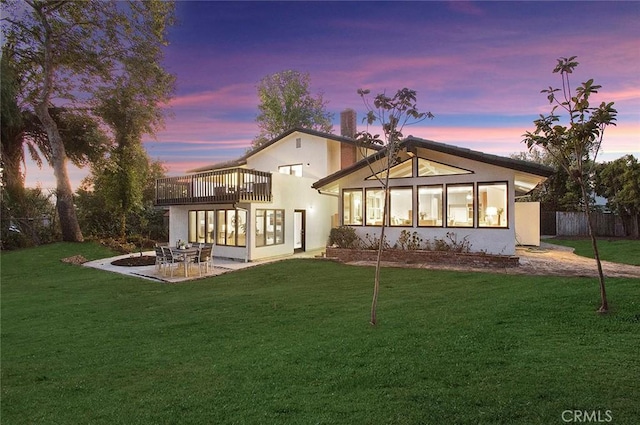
[154,243,215,278]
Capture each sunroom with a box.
[312,137,554,256]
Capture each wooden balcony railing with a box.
[155,168,272,206]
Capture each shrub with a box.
[396,230,424,250]
[328,226,360,249]
[359,233,390,250]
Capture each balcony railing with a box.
[155,168,272,206]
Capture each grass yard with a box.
[549,237,640,266]
[2,243,639,424]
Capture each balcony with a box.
[155,168,272,206]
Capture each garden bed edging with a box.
[325,247,519,269]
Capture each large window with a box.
[365,188,385,226]
[216,209,246,246]
[343,189,363,225]
[417,158,472,176]
[418,185,443,227]
[366,158,413,180]
[188,210,216,243]
[389,187,413,226]
[278,164,303,177]
[255,209,285,246]
[478,182,507,227]
[447,184,474,227]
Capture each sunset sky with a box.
[23,0,640,190]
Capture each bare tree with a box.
[355,88,433,325]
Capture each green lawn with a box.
[549,238,640,266]
[2,243,639,424]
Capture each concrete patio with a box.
[83,250,324,283]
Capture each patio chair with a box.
[192,244,213,276]
[154,245,167,272]
[162,246,186,277]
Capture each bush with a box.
[328,226,360,249]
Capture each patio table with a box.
[169,246,199,277]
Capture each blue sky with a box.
[23,1,640,189]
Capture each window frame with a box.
[278,163,303,177]
[215,209,247,247]
[477,181,509,228]
[255,208,285,247]
[389,186,414,227]
[365,187,386,226]
[342,189,363,226]
[417,184,444,227]
[446,183,475,228]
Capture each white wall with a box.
[515,202,541,246]
[247,132,331,180]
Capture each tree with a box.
[1,0,175,241]
[511,151,583,211]
[523,56,617,313]
[253,70,334,148]
[595,155,640,238]
[355,88,433,325]
[77,156,168,242]
[93,41,175,240]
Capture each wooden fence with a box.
[541,211,625,237]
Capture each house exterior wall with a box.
[335,148,524,255]
[515,202,541,246]
[246,132,335,180]
[168,131,338,262]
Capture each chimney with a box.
[340,109,357,169]
[340,108,357,138]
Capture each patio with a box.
[83,250,323,283]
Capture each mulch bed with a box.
[111,255,157,267]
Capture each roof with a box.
[188,128,373,173]
[312,136,555,189]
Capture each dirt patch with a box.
[111,255,156,267]
[61,255,88,265]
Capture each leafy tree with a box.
[523,56,617,313]
[355,88,433,325]
[595,155,640,238]
[1,0,175,242]
[77,157,168,242]
[253,70,334,148]
[511,151,583,211]
[93,44,175,240]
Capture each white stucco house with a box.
[155,112,553,261]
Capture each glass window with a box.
[389,188,413,226]
[447,184,474,227]
[365,188,385,226]
[188,210,216,244]
[478,182,507,227]
[366,158,413,180]
[215,209,247,247]
[217,210,226,245]
[275,210,284,244]
[418,185,443,227]
[256,209,285,246]
[278,164,303,177]
[255,209,265,247]
[343,189,363,225]
[418,158,472,176]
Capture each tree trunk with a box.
[33,6,83,243]
[581,186,608,313]
[34,104,84,242]
[371,183,390,326]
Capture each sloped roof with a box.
[312,136,554,189]
[188,128,373,173]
